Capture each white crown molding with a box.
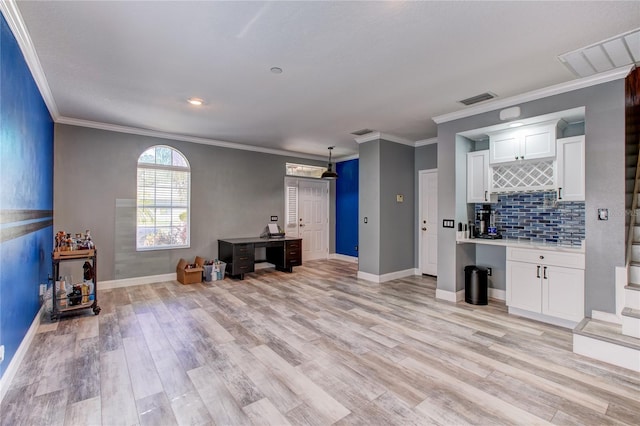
[335,153,359,162]
[432,65,634,124]
[415,137,437,147]
[354,131,414,146]
[0,0,59,119]
[56,116,327,161]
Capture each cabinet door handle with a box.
[484,190,488,202]
[520,156,524,160]
[515,155,519,160]
[536,265,541,278]
[558,187,563,200]
[543,266,548,280]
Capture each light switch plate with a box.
[270,216,278,221]
[443,219,455,228]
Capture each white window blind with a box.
[286,182,298,230]
[136,146,191,250]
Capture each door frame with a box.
[418,169,438,276]
[284,177,330,261]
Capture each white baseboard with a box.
[0,305,44,404]
[436,288,465,303]
[508,307,578,329]
[591,310,622,325]
[489,288,506,301]
[329,253,358,263]
[357,268,415,283]
[573,333,640,372]
[100,272,177,290]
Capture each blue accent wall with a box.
[336,159,358,257]
[1,14,54,379]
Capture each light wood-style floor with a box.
[2,259,639,425]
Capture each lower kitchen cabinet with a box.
[543,265,584,322]
[506,247,584,325]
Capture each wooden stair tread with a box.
[622,307,640,319]
[574,318,640,351]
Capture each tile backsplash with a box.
[475,191,585,246]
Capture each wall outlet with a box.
[39,284,46,296]
[487,267,492,276]
[0,345,4,363]
[270,215,278,221]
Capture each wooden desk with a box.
[218,237,302,279]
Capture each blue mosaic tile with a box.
[475,191,585,245]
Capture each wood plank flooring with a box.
[2,259,639,425]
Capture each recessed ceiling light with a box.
[187,98,204,106]
[270,67,283,74]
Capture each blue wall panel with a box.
[1,14,54,379]
[336,159,358,257]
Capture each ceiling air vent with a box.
[458,92,497,106]
[350,128,374,136]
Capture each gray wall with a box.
[476,245,506,291]
[358,139,415,276]
[379,140,415,274]
[437,79,625,315]
[54,124,327,281]
[358,140,381,274]
[414,143,438,266]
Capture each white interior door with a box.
[420,170,438,276]
[285,178,328,261]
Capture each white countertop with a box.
[456,237,585,253]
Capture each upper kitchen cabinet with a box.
[556,135,586,202]
[489,120,567,165]
[467,150,496,203]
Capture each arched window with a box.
[136,145,190,250]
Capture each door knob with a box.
[422,227,427,231]
[299,224,305,227]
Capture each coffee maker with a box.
[476,204,500,238]
[477,205,490,236]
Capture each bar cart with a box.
[51,249,101,320]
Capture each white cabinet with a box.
[489,120,563,165]
[467,150,495,203]
[506,247,584,324]
[556,135,585,202]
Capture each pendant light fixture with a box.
[321,146,338,180]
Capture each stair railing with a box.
[626,144,640,266]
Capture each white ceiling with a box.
[8,1,640,159]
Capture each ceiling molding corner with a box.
[56,116,327,161]
[415,137,437,147]
[1,0,59,119]
[335,153,359,162]
[432,65,634,125]
[354,131,414,146]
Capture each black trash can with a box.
[464,265,488,305]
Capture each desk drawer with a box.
[286,240,301,250]
[233,244,254,258]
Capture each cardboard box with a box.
[176,258,203,285]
